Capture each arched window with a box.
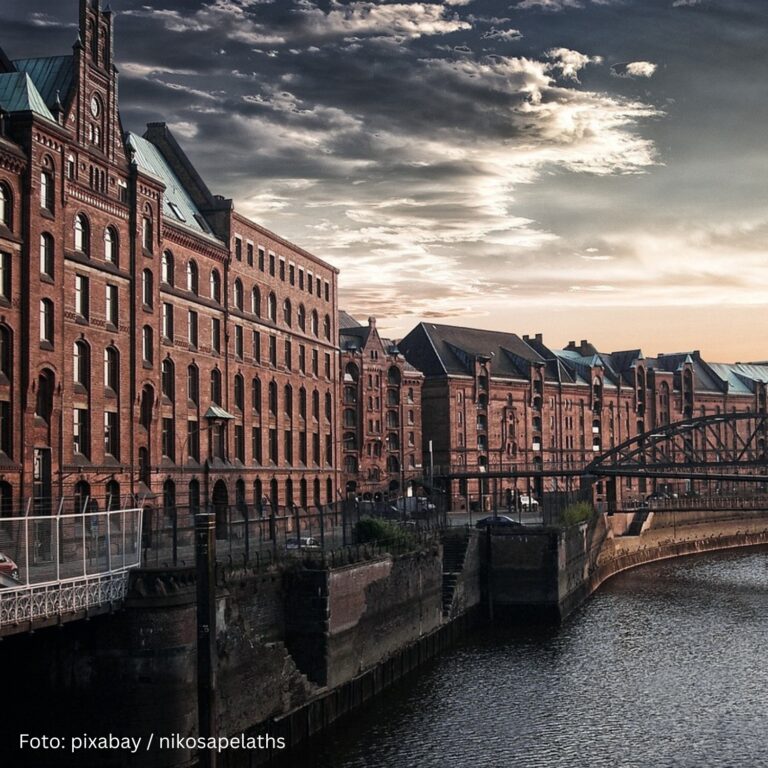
[104,346,119,391]
[388,367,401,386]
[387,455,400,474]
[312,389,320,419]
[106,480,120,511]
[39,299,53,343]
[142,269,153,307]
[325,392,332,421]
[297,304,306,331]
[209,269,221,303]
[104,226,118,264]
[142,206,153,252]
[74,480,91,515]
[187,364,199,405]
[161,250,174,285]
[299,387,307,418]
[267,292,277,321]
[187,260,199,294]
[40,168,54,212]
[0,325,10,379]
[268,381,278,415]
[251,286,261,316]
[234,374,244,411]
[142,325,153,364]
[40,233,54,278]
[189,479,200,514]
[233,279,243,310]
[284,384,293,417]
[283,298,292,326]
[251,377,261,412]
[74,214,90,254]
[344,455,358,474]
[0,182,11,227]
[73,340,90,388]
[139,385,154,429]
[387,432,399,450]
[36,369,54,423]
[210,369,222,405]
[161,358,175,399]
[311,310,319,336]
[323,314,331,340]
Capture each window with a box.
[258,246,265,271]
[285,339,292,369]
[104,411,119,459]
[0,326,10,379]
[162,302,174,341]
[162,418,175,461]
[142,212,153,252]
[251,286,261,316]
[324,281,330,301]
[0,183,10,227]
[234,374,244,411]
[269,335,277,366]
[251,378,261,412]
[299,345,306,374]
[40,233,54,278]
[323,314,331,340]
[74,214,90,254]
[269,381,278,415]
[210,369,222,405]
[252,331,261,363]
[211,317,221,354]
[268,292,277,321]
[188,310,198,348]
[312,349,319,376]
[66,155,76,180]
[187,365,199,405]
[142,325,153,364]
[142,269,153,308]
[289,264,295,285]
[104,346,118,391]
[105,284,118,327]
[246,242,253,266]
[0,251,9,300]
[235,325,243,358]
[40,299,53,344]
[104,226,118,264]
[234,425,245,462]
[187,260,199,294]
[299,388,307,419]
[284,430,293,464]
[311,310,319,336]
[269,428,278,463]
[75,275,89,319]
[298,304,306,331]
[269,253,275,276]
[161,251,174,285]
[252,427,262,464]
[36,370,54,422]
[73,408,90,457]
[187,422,200,462]
[73,340,89,388]
[161,358,175,399]
[0,403,11,457]
[284,384,293,417]
[283,298,292,326]
[312,389,320,420]
[299,269,304,290]
[234,279,243,310]
[210,269,221,303]
[279,259,285,281]
[40,170,54,212]
[234,236,242,261]
[324,353,331,379]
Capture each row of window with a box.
[233,235,332,303]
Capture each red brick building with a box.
[339,314,423,501]
[0,1,340,524]
[399,323,768,510]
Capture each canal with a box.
[278,548,768,768]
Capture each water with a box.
[282,549,768,768]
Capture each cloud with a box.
[547,47,603,81]
[611,61,658,78]
[672,0,702,6]
[515,0,616,10]
[481,27,523,41]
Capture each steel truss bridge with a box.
[433,412,768,485]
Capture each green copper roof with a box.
[12,56,73,108]
[0,71,56,121]
[126,132,223,245]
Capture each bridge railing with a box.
[0,508,142,587]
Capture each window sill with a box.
[75,315,89,326]
[39,341,53,351]
[143,360,153,369]
[40,208,55,220]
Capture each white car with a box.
[518,495,539,509]
[285,537,321,551]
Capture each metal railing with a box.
[0,508,143,630]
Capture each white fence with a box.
[0,508,143,630]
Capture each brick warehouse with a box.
[338,313,424,501]
[0,0,340,523]
[399,323,768,511]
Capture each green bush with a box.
[562,501,594,527]
[355,517,417,552]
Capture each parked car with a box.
[0,552,20,582]
[518,495,539,510]
[285,537,321,551]
[476,515,524,529]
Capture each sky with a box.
[1,0,767,361]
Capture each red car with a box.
[0,552,20,582]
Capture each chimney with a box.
[368,316,376,328]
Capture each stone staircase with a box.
[624,508,650,536]
[442,531,471,617]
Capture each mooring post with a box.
[195,511,217,768]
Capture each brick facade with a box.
[0,0,340,521]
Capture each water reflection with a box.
[279,548,768,768]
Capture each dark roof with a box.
[0,71,55,121]
[399,322,545,379]
[339,325,371,351]
[338,309,361,329]
[13,56,73,109]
